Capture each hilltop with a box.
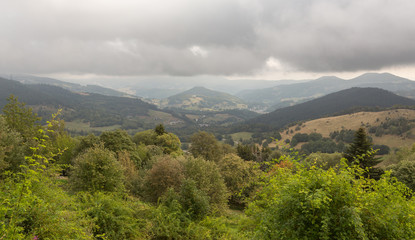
[157,86,248,111]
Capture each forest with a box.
[1,95,415,239]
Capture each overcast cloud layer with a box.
[1,0,415,77]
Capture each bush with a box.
[69,144,125,193]
[78,192,150,239]
[144,155,184,202]
[217,154,261,205]
[247,160,415,239]
[388,160,415,192]
[183,157,229,212]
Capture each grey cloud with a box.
[1,0,415,76]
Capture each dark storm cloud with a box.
[1,0,415,76]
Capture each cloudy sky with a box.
[1,0,415,81]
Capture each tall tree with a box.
[343,127,383,178]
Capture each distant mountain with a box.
[238,87,415,132]
[160,87,248,111]
[237,73,415,111]
[2,74,136,98]
[0,77,185,132]
[89,75,306,98]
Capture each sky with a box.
[1,0,415,81]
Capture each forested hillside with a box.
[239,87,415,132]
[0,77,186,132]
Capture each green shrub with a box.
[69,144,125,193]
[183,157,229,213]
[78,192,150,239]
[247,159,415,239]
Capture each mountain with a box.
[2,74,136,98]
[0,77,186,133]
[86,75,305,98]
[159,86,248,111]
[238,87,415,132]
[237,73,415,111]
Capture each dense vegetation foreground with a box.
[1,96,415,239]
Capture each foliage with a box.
[388,160,415,192]
[2,95,41,143]
[304,152,343,170]
[217,154,261,205]
[77,192,149,239]
[183,157,229,212]
[133,129,158,145]
[100,129,135,152]
[177,179,211,220]
[343,127,383,178]
[144,155,184,203]
[155,123,166,136]
[0,116,25,173]
[155,132,182,155]
[189,131,222,162]
[0,128,93,239]
[247,159,415,239]
[69,144,125,193]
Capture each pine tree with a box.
[343,127,383,179]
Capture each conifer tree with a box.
[343,127,383,179]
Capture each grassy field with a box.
[231,132,253,142]
[65,120,121,132]
[277,109,415,149]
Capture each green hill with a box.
[162,86,248,111]
[0,77,186,133]
[3,74,135,98]
[238,87,415,132]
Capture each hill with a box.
[237,73,415,110]
[239,87,415,132]
[2,74,136,98]
[158,86,248,111]
[277,109,415,150]
[0,77,186,133]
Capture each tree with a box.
[69,144,125,193]
[183,157,229,212]
[144,155,184,202]
[133,129,157,145]
[100,129,135,152]
[155,133,182,155]
[217,154,260,205]
[2,95,41,143]
[189,131,222,162]
[343,127,383,178]
[155,124,166,136]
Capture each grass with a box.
[65,120,121,132]
[231,132,253,142]
[279,109,415,149]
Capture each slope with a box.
[161,86,248,110]
[240,87,415,132]
[237,73,415,110]
[0,78,185,132]
[3,74,135,98]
